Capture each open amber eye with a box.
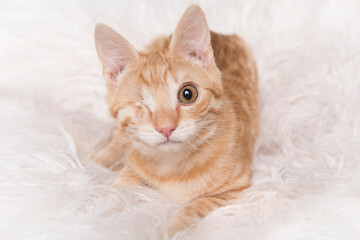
[178,84,199,105]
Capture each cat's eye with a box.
[178,84,199,105]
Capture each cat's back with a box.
[210,31,257,109]
[210,32,258,151]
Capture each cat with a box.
[92,4,258,236]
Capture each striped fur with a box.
[93,4,258,236]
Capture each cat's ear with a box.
[170,5,214,68]
[94,23,138,85]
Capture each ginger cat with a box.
[93,4,258,236]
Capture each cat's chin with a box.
[158,140,182,146]
[157,140,183,152]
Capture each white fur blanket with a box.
[1,1,359,239]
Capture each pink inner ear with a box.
[189,51,199,58]
[107,59,125,76]
[188,50,210,68]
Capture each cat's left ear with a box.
[170,5,214,68]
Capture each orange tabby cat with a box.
[93,4,258,236]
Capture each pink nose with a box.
[156,125,177,139]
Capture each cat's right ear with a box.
[94,23,138,86]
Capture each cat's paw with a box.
[87,153,108,167]
[111,169,141,188]
[167,217,191,238]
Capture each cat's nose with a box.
[156,124,177,139]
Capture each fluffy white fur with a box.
[1,0,360,239]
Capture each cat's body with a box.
[121,32,258,203]
[93,5,258,236]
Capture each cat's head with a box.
[94,5,223,155]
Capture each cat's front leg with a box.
[90,135,125,169]
[168,187,248,237]
[112,166,142,188]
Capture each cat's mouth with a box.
[158,140,182,145]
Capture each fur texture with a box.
[92,5,258,236]
[1,0,360,239]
